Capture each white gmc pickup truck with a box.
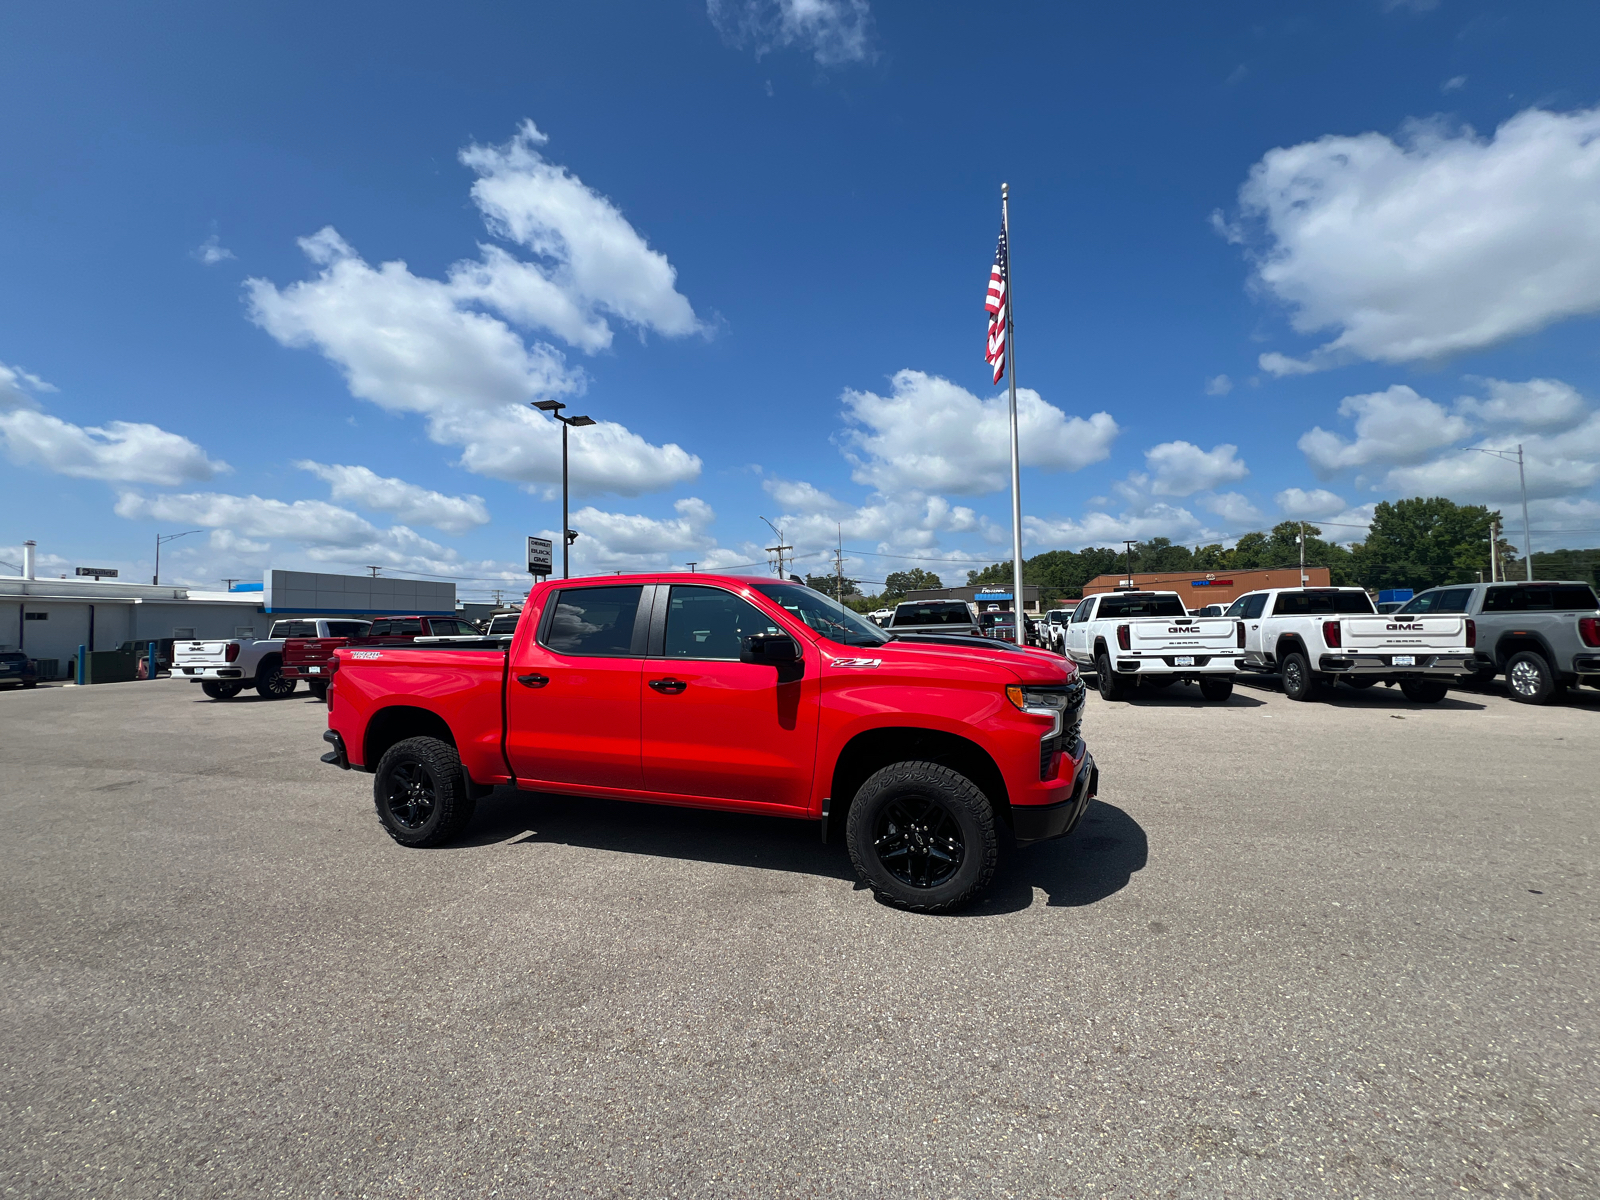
[174,618,326,700]
[1063,590,1241,701]
[1227,586,1475,702]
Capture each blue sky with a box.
[3,1,1599,598]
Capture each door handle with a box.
[648,678,688,694]
[517,673,549,688]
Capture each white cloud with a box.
[1198,491,1261,524]
[1382,412,1600,503]
[295,461,490,534]
[1454,377,1586,430]
[1023,504,1210,550]
[1204,374,1233,396]
[762,477,846,514]
[193,235,236,266]
[459,122,701,344]
[0,410,228,486]
[247,122,703,499]
[1145,440,1248,496]
[1275,487,1348,518]
[707,0,874,66]
[1441,75,1467,93]
[0,359,56,409]
[1231,106,1600,372]
[841,369,1118,496]
[1298,384,1471,476]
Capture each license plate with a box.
[1393,655,1416,667]
[1175,656,1194,667]
[307,666,321,674]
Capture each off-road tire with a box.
[373,736,477,848]
[1399,679,1449,703]
[254,656,297,700]
[1095,650,1126,701]
[1199,675,1233,702]
[1504,651,1557,705]
[309,680,329,703]
[201,680,243,700]
[1281,652,1319,702]
[1344,676,1379,689]
[846,760,997,913]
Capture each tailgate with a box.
[1343,616,1467,651]
[1128,618,1237,651]
[287,638,343,669]
[174,640,232,668]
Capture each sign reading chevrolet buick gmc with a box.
[75,567,118,578]
[527,536,553,576]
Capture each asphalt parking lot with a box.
[2,675,1596,1199]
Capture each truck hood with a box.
[851,636,1076,685]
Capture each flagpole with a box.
[1003,183,1025,632]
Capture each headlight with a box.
[1005,685,1069,711]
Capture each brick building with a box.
[1080,567,1331,611]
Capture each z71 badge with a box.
[350,651,382,659]
[832,657,882,668]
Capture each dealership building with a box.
[1,546,456,679]
[903,584,1044,614]
[1080,567,1332,610]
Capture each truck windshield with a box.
[1096,593,1187,618]
[891,603,972,626]
[1271,590,1376,615]
[753,584,890,648]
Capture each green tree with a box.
[805,573,860,597]
[879,568,944,602]
[1351,497,1497,590]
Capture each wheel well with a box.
[1092,637,1108,660]
[828,727,1012,834]
[1494,633,1552,668]
[1275,634,1308,663]
[363,705,456,769]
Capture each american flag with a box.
[984,225,1008,384]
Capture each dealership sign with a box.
[526,536,553,575]
[75,567,119,578]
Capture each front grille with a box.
[1039,679,1086,779]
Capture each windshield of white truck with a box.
[1271,591,1376,615]
[754,584,890,647]
[891,603,973,626]
[1096,593,1187,618]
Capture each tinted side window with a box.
[428,620,477,636]
[393,620,424,636]
[1433,589,1474,614]
[1398,591,1439,614]
[1271,591,1374,616]
[326,622,370,638]
[1243,594,1269,619]
[662,585,781,660]
[367,621,392,636]
[544,586,644,656]
[1072,599,1095,623]
[1483,584,1600,612]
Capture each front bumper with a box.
[1012,750,1098,845]
[1317,654,1474,676]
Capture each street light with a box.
[1462,444,1533,580]
[532,400,596,579]
[154,529,204,585]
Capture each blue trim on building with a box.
[263,607,458,616]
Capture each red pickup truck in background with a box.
[280,619,371,701]
[319,574,1098,912]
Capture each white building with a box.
[2,544,455,679]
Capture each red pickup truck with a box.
[319,574,1097,912]
[280,619,372,701]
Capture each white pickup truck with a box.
[1062,590,1240,701]
[175,618,327,700]
[1227,586,1475,702]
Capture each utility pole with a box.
[153,529,204,585]
[834,523,846,604]
[1299,522,1307,584]
[760,516,791,579]
[1463,444,1534,581]
[366,566,381,578]
[221,578,239,592]
[1489,517,1498,583]
[1122,540,1137,586]
[685,561,697,573]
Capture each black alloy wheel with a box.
[846,761,997,913]
[872,795,965,890]
[254,658,297,700]
[373,736,477,848]
[1199,675,1233,702]
[201,680,242,700]
[1281,652,1318,702]
[1095,650,1125,701]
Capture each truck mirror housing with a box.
[740,633,800,666]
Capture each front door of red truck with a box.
[503,584,649,791]
[639,583,817,811]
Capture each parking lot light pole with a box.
[532,400,596,579]
[154,529,204,585]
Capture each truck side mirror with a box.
[740,633,800,666]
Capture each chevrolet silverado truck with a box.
[175,622,300,699]
[280,619,372,701]
[1397,580,1600,704]
[1063,590,1239,701]
[319,574,1098,913]
[1227,586,1474,702]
